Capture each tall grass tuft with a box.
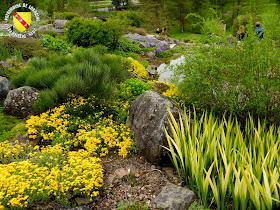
[12,47,130,113]
[164,107,280,210]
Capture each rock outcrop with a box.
[4,86,39,118]
[127,91,181,164]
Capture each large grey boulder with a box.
[4,86,39,118]
[53,20,68,29]
[0,76,12,98]
[153,182,196,210]
[127,91,181,164]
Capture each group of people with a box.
[237,22,264,41]
[156,27,169,36]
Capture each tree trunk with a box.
[237,0,241,17]
[232,0,235,24]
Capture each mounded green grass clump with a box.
[12,46,130,113]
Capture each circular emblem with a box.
[4,3,40,38]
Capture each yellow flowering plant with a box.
[125,57,149,79]
[0,144,103,208]
[26,95,132,158]
[148,81,188,107]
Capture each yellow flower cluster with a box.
[149,81,187,107]
[0,144,103,208]
[77,122,131,158]
[25,95,132,157]
[0,141,33,164]
[126,57,149,79]
[26,105,71,141]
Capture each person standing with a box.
[156,28,161,34]
[237,25,245,41]
[255,22,264,40]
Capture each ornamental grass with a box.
[165,108,280,210]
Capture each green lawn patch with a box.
[169,31,204,42]
[0,107,26,142]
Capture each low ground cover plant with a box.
[165,108,280,210]
[26,95,132,157]
[39,35,79,54]
[0,142,103,208]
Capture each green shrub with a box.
[0,37,43,60]
[118,78,152,100]
[66,17,127,49]
[54,12,80,20]
[117,11,143,27]
[112,50,138,59]
[173,22,280,125]
[40,35,74,54]
[156,50,173,58]
[0,48,11,61]
[13,48,130,112]
[126,27,147,36]
[33,90,58,113]
[117,37,141,53]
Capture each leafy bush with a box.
[117,37,141,53]
[40,35,76,54]
[126,27,147,36]
[0,37,43,60]
[12,48,130,112]
[112,50,138,59]
[173,24,280,124]
[0,48,11,61]
[118,78,152,100]
[54,12,80,20]
[66,17,127,49]
[156,50,173,58]
[232,14,257,35]
[165,108,280,210]
[117,11,143,28]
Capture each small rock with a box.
[115,168,129,178]
[146,67,156,75]
[139,42,148,48]
[11,132,39,147]
[0,76,12,98]
[139,194,145,200]
[107,174,117,187]
[170,44,177,49]
[151,165,156,170]
[75,197,92,206]
[53,19,68,29]
[153,182,195,210]
[162,167,174,178]
[146,51,155,60]
[127,165,138,176]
